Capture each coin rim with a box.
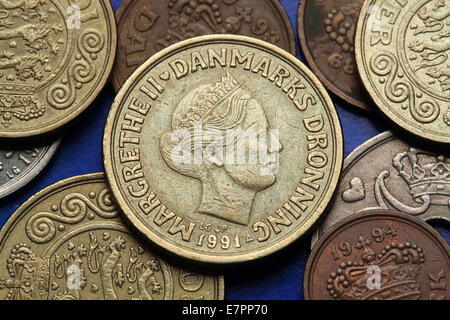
[355,0,450,144]
[0,0,118,138]
[0,172,225,300]
[311,130,450,249]
[0,138,61,199]
[104,34,343,264]
[111,0,297,92]
[304,209,450,300]
[297,0,369,110]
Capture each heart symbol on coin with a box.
[68,242,75,250]
[128,286,135,295]
[342,177,365,202]
[91,284,99,293]
[138,246,145,255]
[160,71,170,81]
[103,232,110,241]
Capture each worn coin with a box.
[104,35,343,264]
[311,131,450,248]
[111,0,296,92]
[0,173,224,300]
[0,0,117,138]
[298,0,370,110]
[304,209,450,300]
[355,0,450,144]
[0,139,60,199]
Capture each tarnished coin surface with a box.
[312,131,450,248]
[298,0,369,110]
[304,210,450,300]
[104,35,343,264]
[355,0,450,143]
[0,0,116,138]
[112,0,296,92]
[0,139,60,199]
[0,173,224,300]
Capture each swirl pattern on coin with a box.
[0,173,224,300]
[104,35,343,264]
[0,0,116,138]
[298,0,369,110]
[355,0,450,143]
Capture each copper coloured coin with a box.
[112,0,296,92]
[304,210,449,300]
[0,173,224,300]
[298,0,370,110]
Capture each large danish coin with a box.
[298,0,370,110]
[0,0,117,138]
[111,0,296,92]
[0,173,224,300]
[311,131,450,248]
[355,0,450,144]
[304,210,450,300]
[0,139,60,199]
[104,35,343,264]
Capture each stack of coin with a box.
[0,0,447,301]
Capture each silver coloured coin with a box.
[312,131,450,248]
[0,139,60,199]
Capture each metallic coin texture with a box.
[312,131,450,248]
[304,210,450,300]
[104,35,343,264]
[112,0,296,92]
[0,0,117,138]
[0,173,224,300]
[355,0,450,144]
[0,139,60,199]
[298,0,369,110]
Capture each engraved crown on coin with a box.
[393,148,450,205]
[179,72,240,128]
[327,236,425,300]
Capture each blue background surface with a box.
[0,0,448,300]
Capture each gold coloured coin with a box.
[355,0,450,144]
[104,35,343,264]
[0,173,224,300]
[0,0,117,138]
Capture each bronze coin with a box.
[304,209,449,300]
[298,0,370,110]
[0,0,117,138]
[355,0,450,144]
[112,0,296,92]
[0,173,224,300]
[104,35,343,264]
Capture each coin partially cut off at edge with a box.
[0,0,117,138]
[304,209,450,300]
[311,131,450,249]
[0,138,60,199]
[0,173,224,300]
[355,0,450,144]
[104,34,343,264]
[112,0,297,92]
[298,0,370,110]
